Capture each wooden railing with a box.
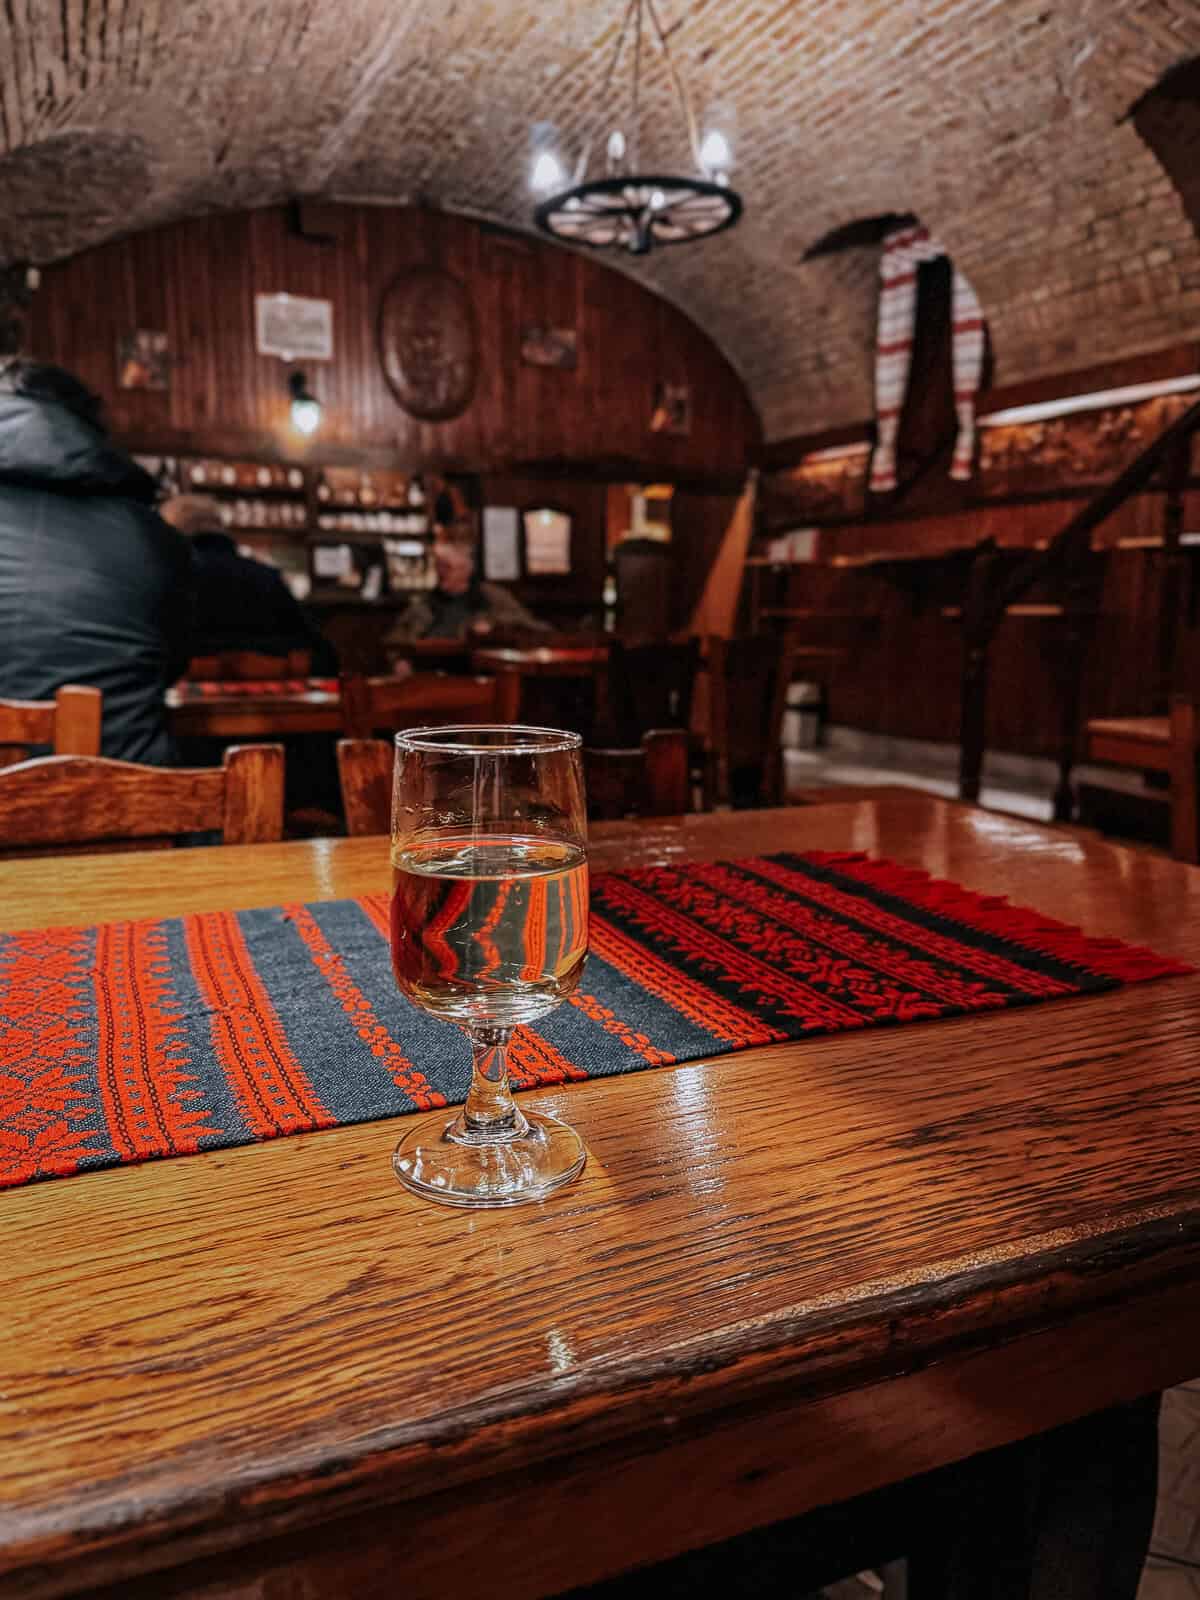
[958,393,1200,817]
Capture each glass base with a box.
[392,1108,587,1208]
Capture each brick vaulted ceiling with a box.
[1,0,1200,440]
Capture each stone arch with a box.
[1130,57,1200,243]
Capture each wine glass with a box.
[389,725,589,1207]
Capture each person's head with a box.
[159,494,227,538]
[0,360,106,433]
[434,540,476,597]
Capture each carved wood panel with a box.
[377,267,478,422]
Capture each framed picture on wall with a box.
[524,507,572,576]
[520,326,577,370]
[649,380,691,436]
[117,330,170,390]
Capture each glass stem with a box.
[460,1025,527,1140]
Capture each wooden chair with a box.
[340,672,500,740]
[336,739,395,836]
[338,728,691,836]
[707,635,796,807]
[1086,696,1199,863]
[0,685,102,767]
[185,649,312,682]
[606,638,700,744]
[585,729,691,821]
[0,744,285,854]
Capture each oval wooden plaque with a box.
[378,266,478,422]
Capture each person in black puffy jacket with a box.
[0,361,193,765]
[159,495,337,674]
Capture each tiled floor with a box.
[804,1381,1200,1597]
[782,725,1157,825]
[1141,1386,1200,1600]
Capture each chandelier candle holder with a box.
[532,0,742,256]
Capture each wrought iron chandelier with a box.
[532,0,742,256]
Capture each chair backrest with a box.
[607,638,700,744]
[708,634,794,808]
[337,739,395,836]
[0,685,102,766]
[0,744,285,853]
[186,649,311,681]
[585,729,691,821]
[339,727,691,835]
[340,672,500,740]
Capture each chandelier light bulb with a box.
[530,0,743,255]
[531,148,567,193]
[699,127,732,175]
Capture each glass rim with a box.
[393,723,583,756]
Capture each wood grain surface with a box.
[0,687,102,759]
[0,745,284,851]
[1,796,1199,1599]
[28,204,759,480]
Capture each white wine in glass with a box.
[389,726,589,1207]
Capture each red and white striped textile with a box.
[869,225,986,493]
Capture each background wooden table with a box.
[471,644,611,725]
[1,796,1199,1600]
[167,682,343,739]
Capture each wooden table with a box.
[167,681,343,739]
[2,796,1200,1599]
[471,644,611,725]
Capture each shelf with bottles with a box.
[313,508,428,539]
[211,501,311,535]
[314,466,430,513]
[183,458,309,497]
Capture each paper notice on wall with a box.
[312,543,352,579]
[255,293,334,361]
[524,507,571,575]
[482,506,521,581]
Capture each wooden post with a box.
[1168,694,1199,864]
[641,729,690,816]
[222,745,286,845]
[957,541,1000,807]
[1160,436,1191,703]
[958,639,989,805]
[53,686,102,756]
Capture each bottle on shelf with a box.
[603,570,618,633]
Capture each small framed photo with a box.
[520,326,577,370]
[117,330,170,391]
[650,380,691,436]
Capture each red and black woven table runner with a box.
[0,851,1188,1191]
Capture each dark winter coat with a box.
[189,532,337,675]
[0,392,193,764]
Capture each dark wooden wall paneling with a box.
[758,342,1200,759]
[26,204,759,626]
[481,473,610,625]
[27,204,760,478]
[775,504,1196,757]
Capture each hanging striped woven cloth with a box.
[869,224,986,494]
